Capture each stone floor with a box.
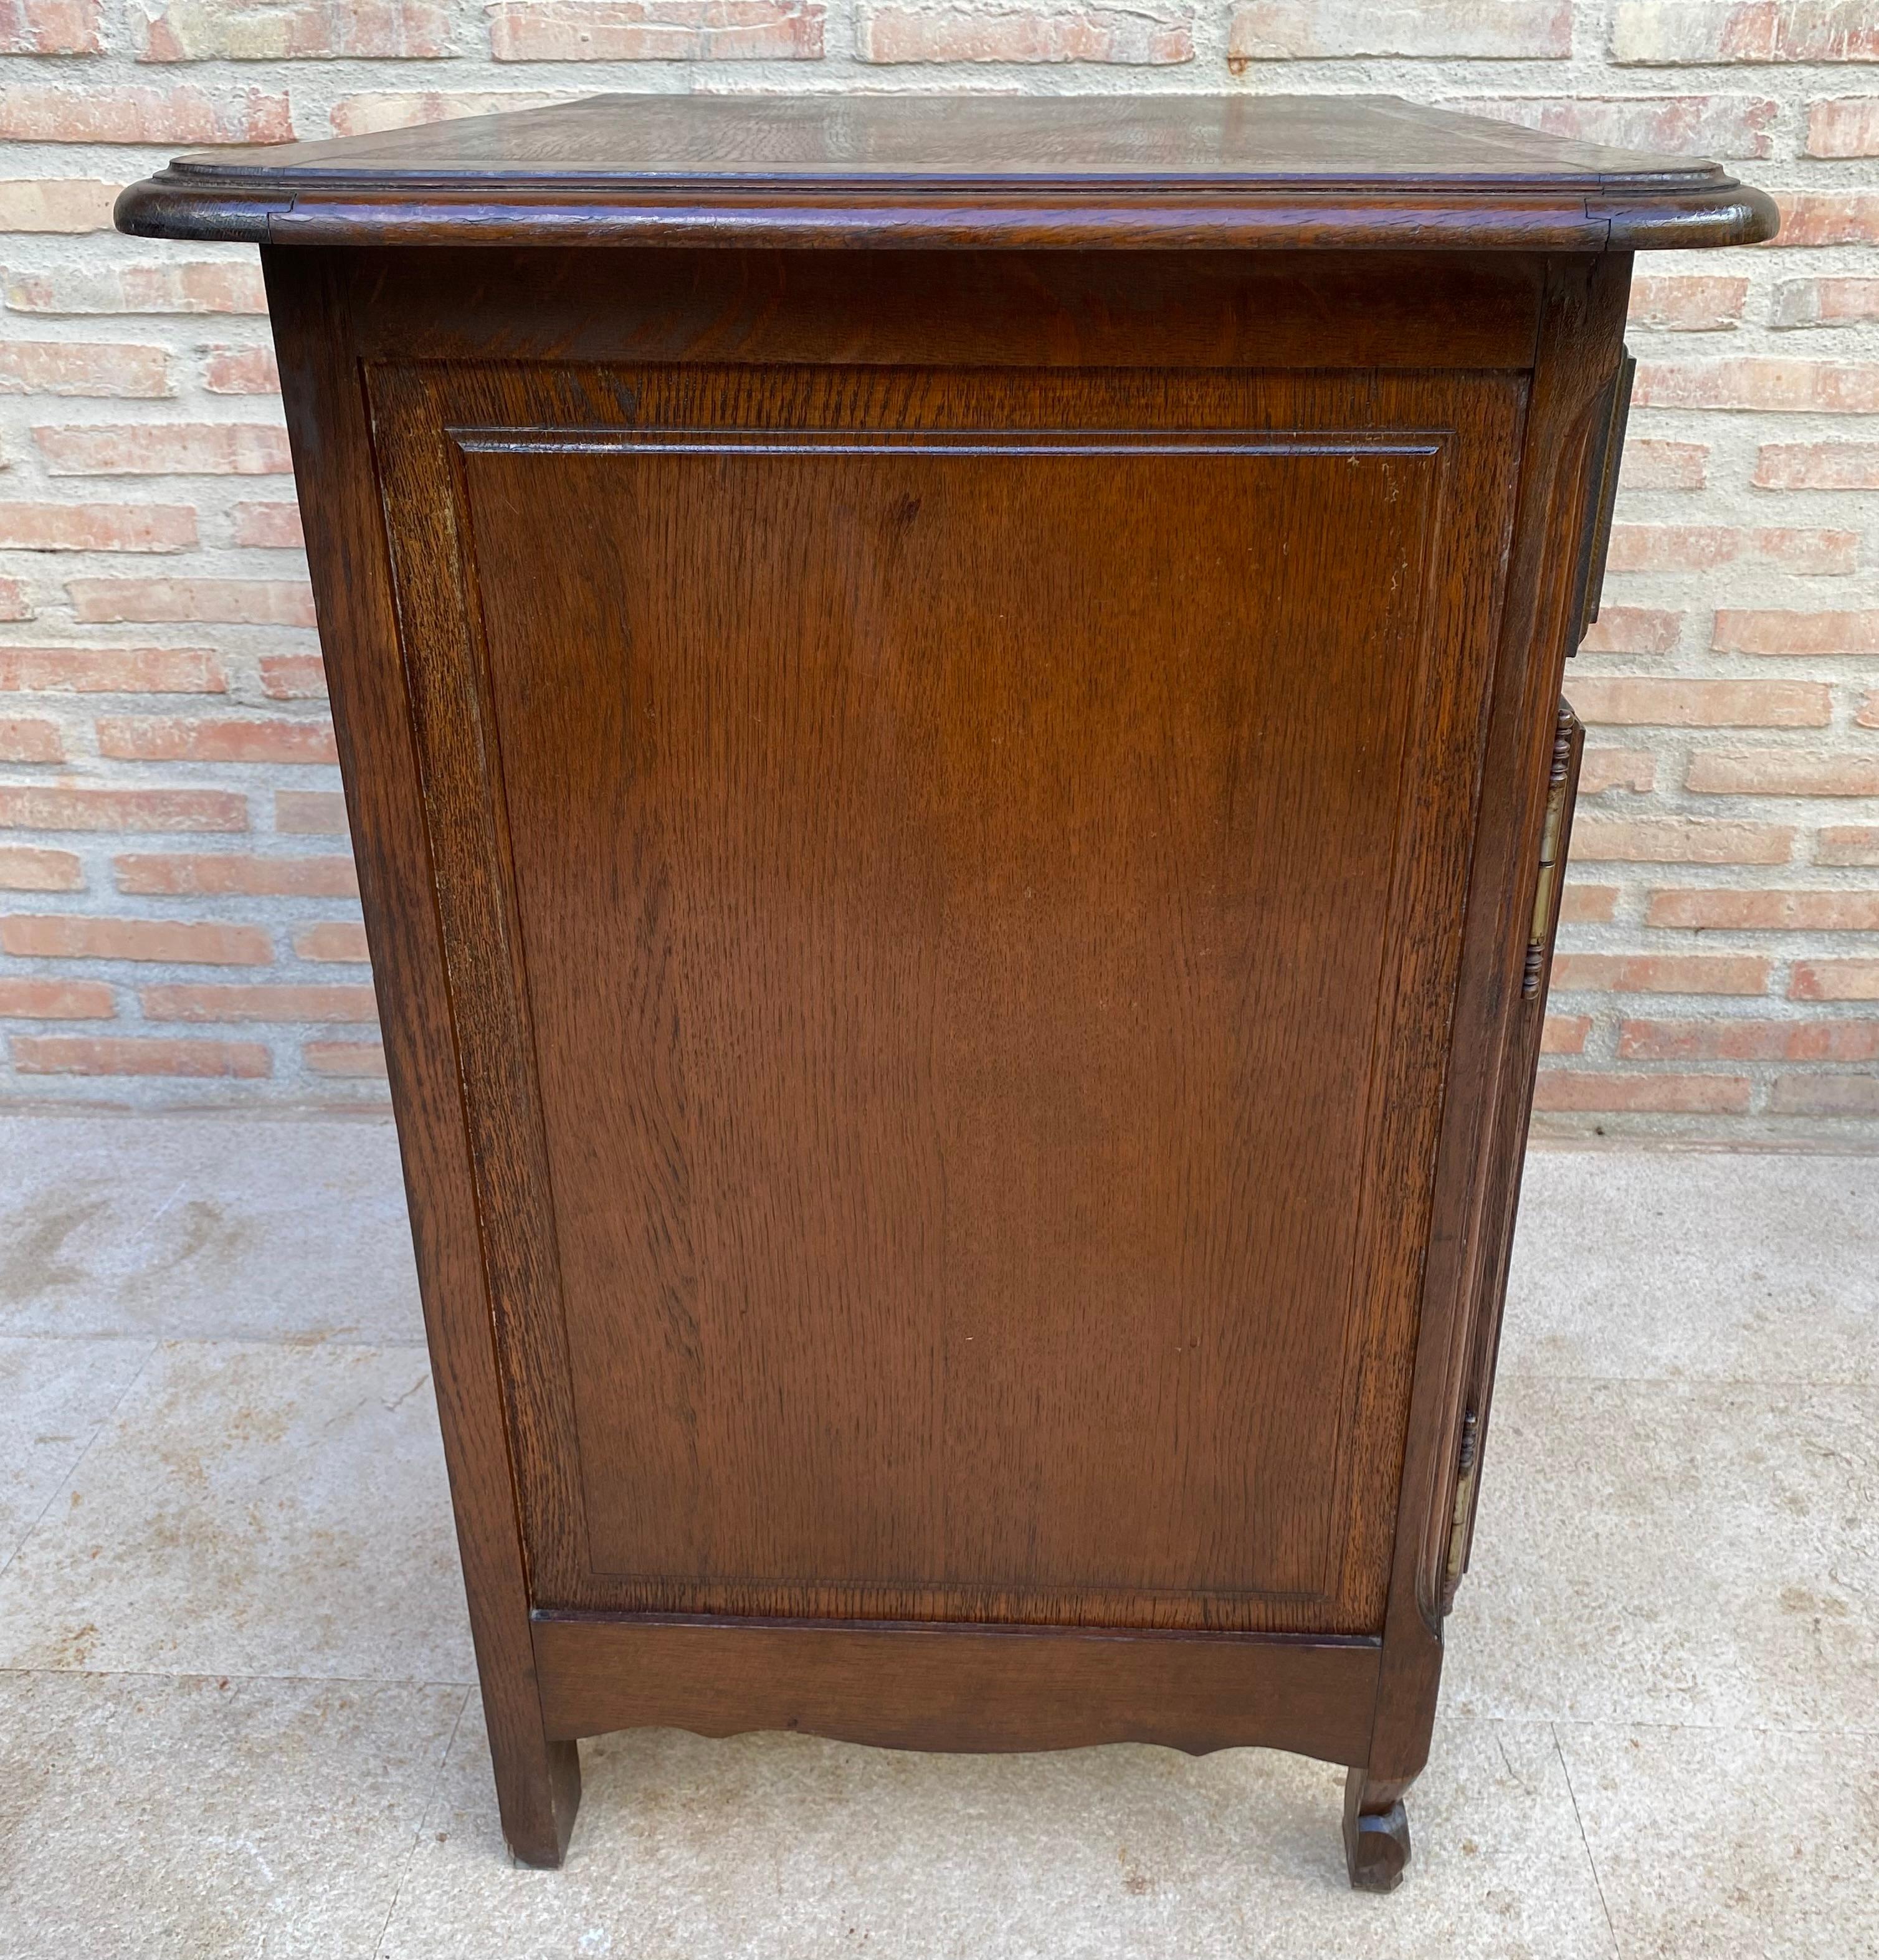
[0,1111,1874,1959]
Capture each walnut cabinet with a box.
[120,95,1773,1888]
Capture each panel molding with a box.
[365,358,1524,1637]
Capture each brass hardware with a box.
[1442,1408,1480,1599]
[1521,703,1579,1001]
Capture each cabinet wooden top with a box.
[117,92,1776,253]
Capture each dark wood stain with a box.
[118,93,1766,1885]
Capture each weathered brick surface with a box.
[0,1,104,55]
[1229,2,1571,62]
[1753,439,1879,487]
[0,9,1870,1130]
[133,0,455,62]
[489,1,824,60]
[1807,97,1879,157]
[1769,277,1879,328]
[860,5,1193,62]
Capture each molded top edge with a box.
[114,93,1779,252]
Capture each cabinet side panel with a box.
[364,358,1526,1637]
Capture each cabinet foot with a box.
[499,1735,583,1868]
[1343,1766,1412,1893]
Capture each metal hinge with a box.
[1442,1407,1480,1603]
[1521,705,1577,999]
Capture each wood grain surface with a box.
[252,233,1658,1872]
[115,93,1779,251]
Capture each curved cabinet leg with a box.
[497,1732,583,1868]
[1343,1766,1413,1893]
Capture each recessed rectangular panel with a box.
[448,419,1457,1625]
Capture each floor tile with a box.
[1503,1150,1879,1386]
[0,1113,422,1345]
[377,1708,1612,1960]
[0,1340,475,1683]
[1556,1721,1879,1960]
[1446,1377,1879,1730]
[0,1670,464,1960]
[0,1336,150,1566]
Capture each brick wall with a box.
[0,2,1873,1135]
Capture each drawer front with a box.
[366,359,1525,1635]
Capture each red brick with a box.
[231,502,304,549]
[204,346,281,395]
[1647,889,1879,930]
[1448,94,1777,159]
[1551,953,1769,995]
[0,343,171,399]
[1790,960,1879,1001]
[1771,1077,1879,1118]
[1687,750,1879,797]
[0,580,32,622]
[1228,0,1569,59]
[1612,5,1879,63]
[328,91,563,136]
[1634,358,1879,414]
[0,180,119,233]
[1621,1017,1879,1062]
[1753,440,1879,490]
[1571,819,1794,865]
[1559,883,1619,924]
[1713,609,1879,657]
[1807,97,1879,157]
[491,0,824,59]
[305,1040,388,1078]
[1531,1072,1751,1115]
[1770,191,1879,247]
[34,424,291,477]
[0,505,196,553]
[0,645,226,693]
[1541,1014,1590,1054]
[6,264,268,316]
[12,1035,269,1078]
[1860,690,1879,728]
[0,847,83,891]
[1580,606,1681,655]
[0,786,246,832]
[0,718,62,763]
[1579,749,1656,794]
[293,921,369,962]
[861,4,1190,61]
[0,0,103,52]
[1769,278,1879,330]
[1,915,271,964]
[1627,276,1748,331]
[275,791,348,835]
[134,0,452,59]
[97,715,336,764]
[0,83,292,144]
[0,978,115,1019]
[259,655,326,700]
[1817,827,1879,866]
[1619,439,1707,490]
[114,852,358,898]
[1567,678,1830,727]
[141,982,379,1023]
[1605,525,1856,575]
[68,580,316,627]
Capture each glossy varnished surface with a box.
[116,93,1777,250]
[153,93,1736,186]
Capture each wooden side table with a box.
[120,95,1773,1888]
